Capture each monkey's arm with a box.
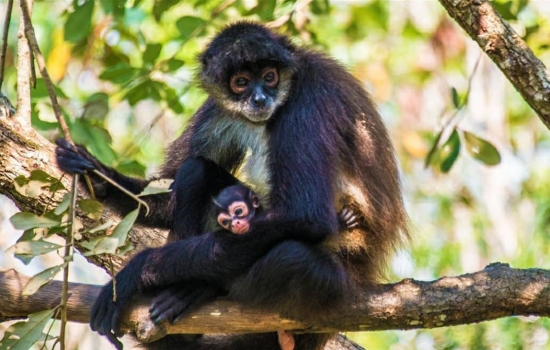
[55,138,173,228]
[90,216,307,343]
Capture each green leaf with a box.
[115,242,134,256]
[0,310,55,350]
[253,0,277,20]
[439,129,461,173]
[115,159,146,177]
[110,209,139,245]
[54,193,71,216]
[451,87,460,109]
[152,0,179,21]
[143,43,162,65]
[311,0,330,15]
[64,0,95,43]
[99,63,141,84]
[492,0,516,20]
[10,212,60,231]
[176,16,205,41]
[425,130,443,167]
[78,199,104,221]
[23,263,67,295]
[69,119,117,165]
[87,220,115,234]
[139,179,173,196]
[463,131,501,166]
[81,236,119,256]
[7,239,63,257]
[161,58,185,72]
[100,0,126,17]
[13,170,65,198]
[31,79,67,102]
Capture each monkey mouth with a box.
[232,225,249,235]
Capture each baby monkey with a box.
[214,184,359,235]
[213,184,358,350]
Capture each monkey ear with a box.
[251,196,260,208]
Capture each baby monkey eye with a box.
[221,219,230,227]
[235,208,243,216]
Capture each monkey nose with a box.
[251,93,267,108]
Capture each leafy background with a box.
[1,0,550,348]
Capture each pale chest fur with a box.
[214,117,271,203]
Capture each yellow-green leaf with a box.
[22,264,67,295]
[78,199,104,221]
[0,310,55,350]
[463,131,501,166]
[10,213,60,231]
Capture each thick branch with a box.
[438,0,550,129]
[1,264,549,342]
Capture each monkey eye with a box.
[262,68,278,88]
[230,73,251,94]
[218,213,232,229]
[229,202,249,217]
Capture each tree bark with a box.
[0,115,166,273]
[1,264,549,342]
[438,0,550,129]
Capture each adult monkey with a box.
[56,22,408,349]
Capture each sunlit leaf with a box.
[54,193,71,216]
[110,209,139,245]
[143,43,162,65]
[7,239,63,257]
[425,130,443,167]
[492,0,517,20]
[10,213,60,231]
[23,263,67,295]
[439,129,461,173]
[99,63,141,84]
[0,310,54,350]
[139,179,173,196]
[116,242,134,256]
[81,236,119,256]
[463,131,501,166]
[64,0,94,43]
[152,0,179,21]
[176,16,205,41]
[78,199,104,221]
[87,220,115,234]
[116,159,147,177]
[451,87,460,108]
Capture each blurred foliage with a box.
[1,0,550,348]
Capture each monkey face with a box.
[226,66,280,123]
[217,201,253,235]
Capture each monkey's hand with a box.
[338,207,359,230]
[89,280,128,350]
[90,253,147,350]
[55,138,99,175]
[149,282,222,325]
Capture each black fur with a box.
[56,22,408,350]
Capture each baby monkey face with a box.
[217,200,253,235]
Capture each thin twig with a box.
[92,169,150,215]
[19,0,72,143]
[58,175,78,350]
[0,0,14,89]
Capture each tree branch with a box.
[0,113,166,273]
[438,0,550,129]
[1,264,549,342]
